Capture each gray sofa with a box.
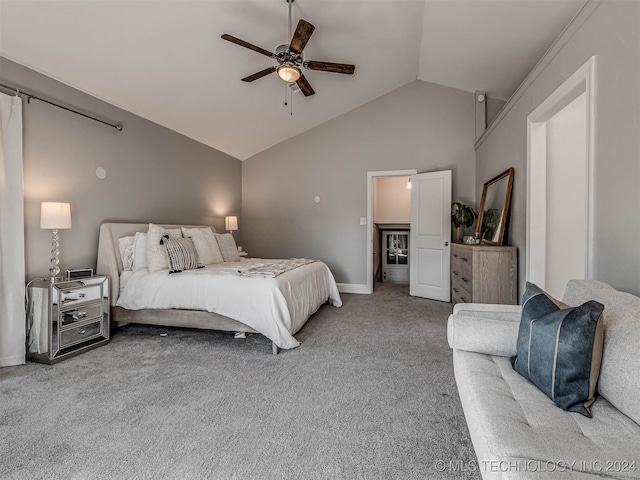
[448,280,640,479]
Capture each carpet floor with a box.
[0,283,480,479]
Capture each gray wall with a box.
[0,57,242,280]
[242,80,475,285]
[475,0,640,296]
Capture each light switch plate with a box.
[360,217,367,225]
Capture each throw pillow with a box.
[161,235,200,273]
[215,233,241,262]
[118,235,135,271]
[146,223,182,273]
[512,282,604,417]
[132,232,148,271]
[181,227,224,265]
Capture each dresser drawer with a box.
[60,319,103,349]
[452,276,472,302]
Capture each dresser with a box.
[26,276,110,364]
[451,244,517,305]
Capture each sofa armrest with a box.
[447,303,522,357]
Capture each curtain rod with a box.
[0,82,123,132]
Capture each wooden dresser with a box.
[451,243,518,305]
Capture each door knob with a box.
[444,242,449,246]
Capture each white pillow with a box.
[181,227,224,265]
[118,235,135,271]
[215,233,241,262]
[133,232,148,271]
[147,223,182,273]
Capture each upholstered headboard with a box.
[96,223,216,306]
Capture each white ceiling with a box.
[0,0,585,160]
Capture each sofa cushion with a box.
[454,349,640,479]
[447,309,521,357]
[512,282,604,417]
[563,280,640,426]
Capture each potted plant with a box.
[451,202,477,243]
[481,208,500,242]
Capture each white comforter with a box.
[116,259,342,349]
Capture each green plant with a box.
[451,202,477,243]
[481,208,500,241]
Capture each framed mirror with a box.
[476,167,514,245]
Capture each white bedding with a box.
[116,258,342,349]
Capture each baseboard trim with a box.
[337,283,370,294]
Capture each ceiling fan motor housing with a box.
[275,44,303,67]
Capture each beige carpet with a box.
[0,283,479,479]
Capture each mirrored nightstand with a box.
[26,275,110,364]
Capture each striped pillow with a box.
[161,235,199,274]
[512,282,604,417]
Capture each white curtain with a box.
[0,92,25,367]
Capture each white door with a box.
[410,170,451,301]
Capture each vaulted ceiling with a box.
[0,0,586,160]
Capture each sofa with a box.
[448,280,640,479]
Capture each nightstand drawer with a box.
[60,304,102,327]
[59,284,102,307]
[60,319,103,348]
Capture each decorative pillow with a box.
[146,223,182,273]
[181,227,224,265]
[215,233,241,262]
[512,282,605,417]
[161,235,200,274]
[132,232,148,271]
[118,235,135,271]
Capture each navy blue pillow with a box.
[512,282,604,417]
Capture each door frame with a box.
[366,169,417,294]
[526,56,595,286]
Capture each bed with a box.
[96,223,342,353]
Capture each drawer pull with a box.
[453,287,459,293]
[78,330,86,335]
[461,277,469,283]
[453,271,459,276]
[461,258,468,262]
[461,296,467,302]
[452,254,458,258]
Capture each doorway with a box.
[374,176,412,284]
[527,57,594,298]
[366,170,416,294]
[366,169,451,301]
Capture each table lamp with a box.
[40,202,72,282]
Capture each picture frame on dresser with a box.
[476,167,514,246]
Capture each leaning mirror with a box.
[476,168,514,245]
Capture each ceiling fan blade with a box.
[305,61,355,75]
[289,20,315,54]
[296,74,315,97]
[221,34,274,58]
[241,67,277,82]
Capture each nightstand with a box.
[26,275,110,364]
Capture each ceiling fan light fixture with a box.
[277,65,301,83]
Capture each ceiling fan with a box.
[221,0,355,97]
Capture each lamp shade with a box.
[225,216,238,231]
[40,202,72,229]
